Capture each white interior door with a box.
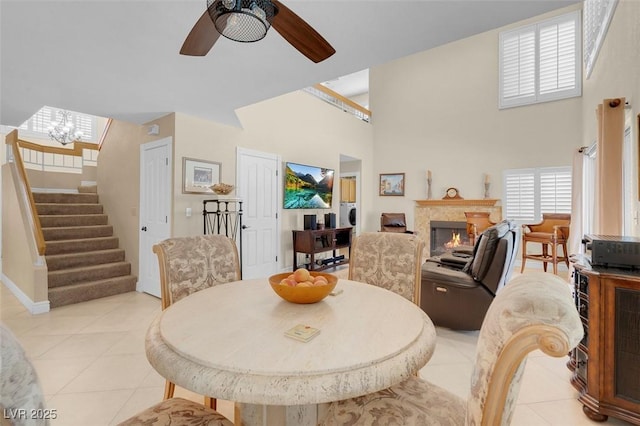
[138,137,172,297]
[237,147,280,279]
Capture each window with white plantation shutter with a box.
[584,0,618,79]
[499,10,581,109]
[18,106,98,142]
[504,169,536,221]
[504,166,572,223]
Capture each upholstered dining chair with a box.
[521,213,571,274]
[349,232,424,305]
[320,272,583,426]
[153,235,241,409]
[1,323,49,426]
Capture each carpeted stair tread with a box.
[33,187,137,308]
[33,192,99,204]
[46,249,126,271]
[48,261,132,288]
[36,203,104,215]
[39,214,108,227]
[45,236,120,255]
[42,224,114,241]
[48,276,137,308]
[77,185,98,194]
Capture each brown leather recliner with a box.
[380,213,413,233]
[420,220,520,330]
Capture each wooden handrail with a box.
[6,130,46,256]
[312,84,372,117]
[17,139,99,156]
[98,118,112,151]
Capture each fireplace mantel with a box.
[415,199,499,207]
[414,199,502,256]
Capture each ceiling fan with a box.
[180,0,335,63]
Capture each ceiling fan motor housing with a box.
[208,0,278,42]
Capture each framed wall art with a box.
[182,157,221,194]
[379,173,405,196]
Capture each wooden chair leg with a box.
[521,240,527,273]
[163,380,175,400]
[542,243,548,272]
[552,242,558,275]
[204,397,216,410]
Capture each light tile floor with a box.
[0,274,632,426]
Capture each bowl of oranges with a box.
[269,268,338,304]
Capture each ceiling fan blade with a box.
[271,0,335,63]
[180,10,221,56]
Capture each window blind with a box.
[499,10,581,108]
[584,0,618,78]
[504,166,572,222]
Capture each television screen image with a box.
[284,162,334,209]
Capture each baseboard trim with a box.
[1,273,50,314]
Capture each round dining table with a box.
[145,278,437,425]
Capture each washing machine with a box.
[340,203,357,227]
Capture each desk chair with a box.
[349,232,424,305]
[321,272,583,425]
[521,213,570,274]
[153,235,241,409]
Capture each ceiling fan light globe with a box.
[221,0,236,10]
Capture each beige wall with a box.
[96,120,145,278]
[2,164,48,303]
[369,5,583,235]
[581,0,640,236]
[27,166,96,190]
[174,91,373,271]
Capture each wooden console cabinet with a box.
[292,227,352,271]
[570,257,640,425]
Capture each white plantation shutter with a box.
[584,0,618,79]
[504,169,536,221]
[504,167,572,222]
[540,168,572,213]
[500,27,536,105]
[499,10,581,108]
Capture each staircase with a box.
[33,188,137,308]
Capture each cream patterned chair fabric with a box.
[153,235,241,309]
[153,235,241,407]
[349,232,424,304]
[321,272,583,426]
[117,397,232,426]
[1,323,49,426]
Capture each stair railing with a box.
[303,84,372,123]
[5,130,46,257]
[18,139,100,173]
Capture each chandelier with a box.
[207,0,278,43]
[48,110,83,146]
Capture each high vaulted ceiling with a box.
[1,0,579,128]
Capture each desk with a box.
[145,278,436,425]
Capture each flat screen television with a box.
[284,162,334,209]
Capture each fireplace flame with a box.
[444,232,461,249]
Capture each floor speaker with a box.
[324,213,336,228]
[304,215,317,230]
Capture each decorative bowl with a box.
[269,271,338,304]
[211,183,234,195]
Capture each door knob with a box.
[141,226,147,231]
[241,225,250,229]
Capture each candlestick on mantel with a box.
[426,170,432,199]
[484,174,490,184]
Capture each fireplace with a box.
[430,221,470,256]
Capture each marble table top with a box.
[145,278,436,406]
